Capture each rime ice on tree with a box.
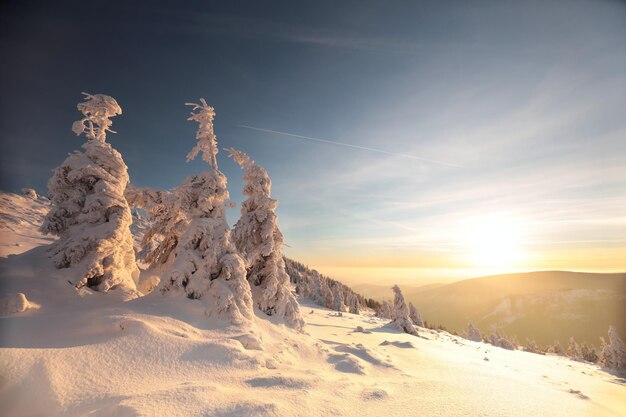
[186,98,219,169]
[161,100,253,324]
[409,302,424,327]
[390,285,418,336]
[600,325,626,370]
[466,322,482,342]
[332,283,345,313]
[228,148,304,330]
[41,93,139,297]
[125,186,186,267]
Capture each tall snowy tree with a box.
[227,148,304,330]
[332,283,345,312]
[347,292,360,314]
[599,325,626,370]
[390,285,418,335]
[161,100,253,324]
[322,278,334,309]
[41,93,139,297]
[408,302,424,327]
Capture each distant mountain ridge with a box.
[393,271,624,347]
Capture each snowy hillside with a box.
[1,246,626,416]
[0,191,55,257]
[1,192,625,416]
[355,271,626,347]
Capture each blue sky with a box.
[1,0,624,283]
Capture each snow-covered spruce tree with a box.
[160,99,253,324]
[580,342,599,363]
[599,325,626,370]
[487,332,515,350]
[567,337,581,360]
[332,282,345,313]
[347,292,360,314]
[41,93,139,296]
[466,322,482,342]
[524,339,540,354]
[547,341,565,356]
[390,285,418,335]
[125,186,188,267]
[377,300,393,319]
[408,302,424,327]
[227,148,304,330]
[322,278,334,309]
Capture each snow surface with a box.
[1,192,625,416]
[0,192,55,257]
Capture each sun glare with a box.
[464,214,526,269]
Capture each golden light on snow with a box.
[463,214,527,269]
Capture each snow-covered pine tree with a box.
[390,285,418,335]
[332,282,345,312]
[547,341,565,356]
[580,342,599,363]
[377,300,393,319]
[487,332,515,350]
[161,99,253,324]
[567,337,581,360]
[599,325,626,370]
[466,322,482,342]
[408,302,424,327]
[125,186,187,267]
[347,292,360,314]
[322,278,334,309]
[227,148,303,330]
[41,93,139,297]
[524,339,540,353]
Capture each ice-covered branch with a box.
[186,98,218,169]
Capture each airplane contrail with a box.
[237,124,464,168]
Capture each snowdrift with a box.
[1,245,625,416]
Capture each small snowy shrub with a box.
[0,293,30,316]
[21,188,38,199]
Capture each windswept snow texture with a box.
[0,192,55,257]
[1,196,625,416]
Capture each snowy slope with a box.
[1,246,625,417]
[0,191,55,257]
[1,192,625,416]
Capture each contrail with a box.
[237,124,464,168]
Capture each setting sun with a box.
[464,214,526,269]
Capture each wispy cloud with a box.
[238,124,464,168]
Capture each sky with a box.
[1,0,625,285]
